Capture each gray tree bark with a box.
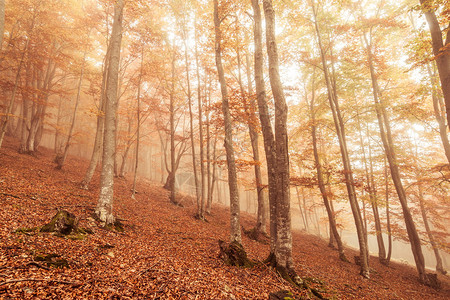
[95,0,124,225]
[311,0,369,277]
[251,0,278,257]
[419,0,450,130]
[214,0,241,244]
[263,0,293,271]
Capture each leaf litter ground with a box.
[0,137,449,299]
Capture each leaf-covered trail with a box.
[0,138,449,299]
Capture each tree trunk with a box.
[95,0,124,225]
[132,49,144,198]
[245,51,267,235]
[0,40,27,148]
[419,0,450,130]
[195,26,206,217]
[385,156,392,264]
[81,43,110,189]
[427,62,450,163]
[0,0,5,50]
[168,44,177,205]
[214,0,241,244]
[417,182,446,275]
[183,25,201,217]
[312,0,369,278]
[309,73,346,261]
[56,48,87,169]
[206,79,213,214]
[263,0,293,271]
[364,33,427,283]
[251,0,278,257]
[355,103,386,263]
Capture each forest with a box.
[0,0,449,299]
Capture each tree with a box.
[214,0,241,244]
[310,0,369,278]
[308,69,347,261]
[263,0,295,277]
[362,21,428,283]
[95,0,124,225]
[419,0,450,130]
[251,0,278,260]
[0,0,4,49]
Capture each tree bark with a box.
[0,0,5,50]
[214,0,241,244]
[0,40,27,148]
[81,45,110,189]
[132,49,144,198]
[419,0,450,130]
[427,62,450,163]
[195,26,206,217]
[251,0,277,257]
[95,0,124,225]
[312,0,369,278]
[245,51,266,235]
[364,32,427,283]
[168,44,177,205]
[309,73,346,261]
[183,23,201,217]
[263,0,293,271]
[56,48,88,169]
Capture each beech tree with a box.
[95,0,124,225]
[419,0,450,130]
[359,4,428,282]
[310,0,369,278]
[214,0,241,244]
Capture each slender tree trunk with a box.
[56,49,87,169]
[364,33,427,283]
[95,0,124,225]
[309,74,346,261]
[251,0,278,258]
[168,44,177,205]
[295,187,307,231]
[418,182,446,274]
[214,0,241,244]
[183,28,201,215]
[132,50,144,198]
[427,63,450,163]
[312,0,369,277]
[245,51,266,235]
[385,156,392,264]
[195,27,206,217]
[206,79,213,214]
[81,45,111,189]
[0,40,27,148]
[419,0,450,130]
[263,0,294,272]
[355,103,386,263]
[0,0,5,50]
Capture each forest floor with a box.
[0,137,449,299]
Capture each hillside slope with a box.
[0,137,449,299]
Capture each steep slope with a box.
[0,137,449,299]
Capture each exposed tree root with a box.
[243,226,269,244]
[218,240,254,268]
[265,253,326,299]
